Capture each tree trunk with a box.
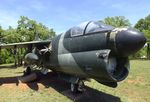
[147,43,150,60]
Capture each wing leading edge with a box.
[0,40,51,49]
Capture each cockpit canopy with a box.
[67,21,114,37]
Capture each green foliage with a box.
[134,15,150,59]
[0,26,4,43]
[101,16,131,27]
[17,16,55,41]
[0,49,14,64]
[0,16,55,64]
[130,46,147,59]
[135,15,150,39]
[2,26,21,43]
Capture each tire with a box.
[71,83,78,93]
[71,80,85,93]
[78,80,85,92]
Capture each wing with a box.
[0,40,51,49]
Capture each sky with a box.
[0,0,150,34]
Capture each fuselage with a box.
[43,21,146,83]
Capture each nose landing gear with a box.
[71,80,85,93]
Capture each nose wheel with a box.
[71,80,85,93]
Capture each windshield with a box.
[85,21,114,34]
[69,21,114,37]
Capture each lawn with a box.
[0,60,150,102]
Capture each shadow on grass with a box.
[0,64,16,69]
[0,72,121,102]
[0,76,19,86]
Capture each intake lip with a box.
[116,28,146,57]
[107,57,129,82]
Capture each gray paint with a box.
[0,21,146,88]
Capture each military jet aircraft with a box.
[0,21,146,93]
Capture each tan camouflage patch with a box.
[112,28,128,34]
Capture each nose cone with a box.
[116,28,146,56]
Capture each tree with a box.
[17,16,55,41]
[0,26,4,43]
[3,26,21,43]
[0,26,3,36]
[135,15,150,59]
[0,16,56,64]
[101,16,131,27]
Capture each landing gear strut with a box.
[23,66,31,76]
[19,66,37,83]
[71,80,85,93]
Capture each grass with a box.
[0,60,150,102]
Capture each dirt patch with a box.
[2,82,46,92]
[2,83,28,91]
[127,76,145,85]
[0,72,57,91]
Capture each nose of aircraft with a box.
[116,28,146,56]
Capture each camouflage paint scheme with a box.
[0,21,146,88]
